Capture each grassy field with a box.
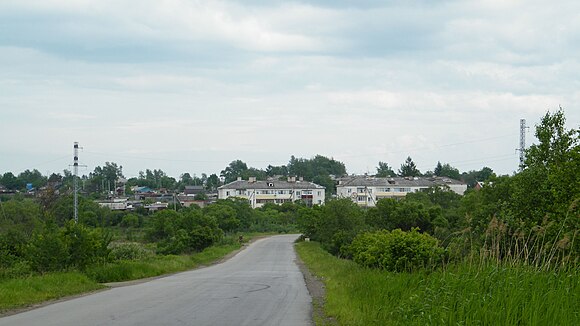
[295,241,580,326]
[0,234,269,313]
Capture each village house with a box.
[218,176,325,208]
[337,175,467,207]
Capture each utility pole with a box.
[72,142,86,223]
[73,142,79,223]
[516,119,529,171]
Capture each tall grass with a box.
[0,272,103,312]
[85,243,240,283]
[296,241,580,326]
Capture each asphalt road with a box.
[0,234,312,326]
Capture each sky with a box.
[1,0,579,179]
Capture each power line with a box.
[335,132,518,159]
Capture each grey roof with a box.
[338,176,464,188]
[219,180,325,190]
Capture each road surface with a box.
[0,234,311,326]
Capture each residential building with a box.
[337,175,467,207]
[184,185,205,196]
[97,198,128,210]
[218,176,325,208]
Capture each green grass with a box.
[296,241,580,326]
[0,234,259,313]
[0,272,104,312]
[85,243,240,283]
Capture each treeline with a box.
[2,150,495,201]
[298,109,579,271]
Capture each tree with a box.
[434,162,443,176]
[1,172,22,190]
[288,155,347,180]
[525,108,579,168]
[205,174,220,191]
[18,169,47,189]
[220,160,249,183]
[398,156,421,177]
[461,167,494,188]
[376,162,395,177]
[434,162,460,180]
[266,165,288,177]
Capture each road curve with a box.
[0,234,312,326]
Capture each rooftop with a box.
[219,179,325,190]
[338,176,465,187]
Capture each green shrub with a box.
[349,228,444,272]
[26,222,111,272]
[120,214,140,228]
[151,210,224,255]
[108,242,153,261]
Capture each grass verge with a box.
[85,243,240,283]
[0,272,104,312]
[295,241,580,326]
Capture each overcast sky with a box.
[1,0,578,179]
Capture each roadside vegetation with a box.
[0,195,301,312]
[296,242,579,326]
[295,109,579,325]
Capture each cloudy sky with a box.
[1,0,578,179]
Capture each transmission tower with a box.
[73,142,79,223]
[516,119,528,171]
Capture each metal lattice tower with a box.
[519,119,526,170]
[73,142,79,223]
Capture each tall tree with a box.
[434,161,443,176]
[376,161,395,177]
[398,156,421,177]
[205,174,220,191]
[434,162,461,180]
[221,160,249,183]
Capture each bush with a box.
[148,210,224,255]
[349,229,444,272]
[108,242,153,261]
[26,222,111,272]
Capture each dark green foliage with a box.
[25,222,111,272]
[146,209,223,254]
[433,161,461,180]
[376,161,396,177]
[220,160,267,183]
[398,156,421,177]
[365,198,435,233]
[288,155,346,180]
[460,167,494,188]
[120,213,140,228]
[349,229,444,272]
[308,198,365,256]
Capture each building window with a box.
[357,188,365,193]
[317,191,321,196]
[357,196,366,202]
[296,191,301,196]
[226,191,230,196]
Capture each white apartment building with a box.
[337,176,467,207]
[218,177,325,208]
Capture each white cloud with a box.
[0,0,578,177]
